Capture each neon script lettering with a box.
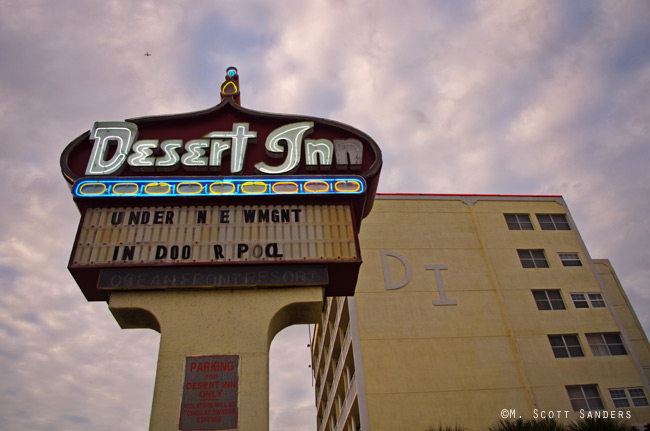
[86,121,363,176]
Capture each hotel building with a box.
[311,194,650,431]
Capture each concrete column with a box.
[109,286,324,431]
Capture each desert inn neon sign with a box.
[87,121,363,176]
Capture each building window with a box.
[571,293,606,309]
[537,214,571,230]
[548,335,584,358]
[628,387,650,407]
[609,389,630,408]
[570,293,589,308]
[559,253,582,266]
[532,290,566,310]
[588,293,606,308]
[518,249,549,268]
[586,333,627,356]
[609,387,650,408]
[566,385,605,411]
[505,214,534,230]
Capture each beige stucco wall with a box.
[353,196,650,430]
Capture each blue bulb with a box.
[227,69,236,77]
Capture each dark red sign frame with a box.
[61,93,382,301]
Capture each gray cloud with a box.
[1,0,649,429]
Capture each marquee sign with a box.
[73,204,356,265]
[61,67,382,300]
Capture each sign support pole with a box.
[109,286,324,431]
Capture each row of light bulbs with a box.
[74,176,365,198]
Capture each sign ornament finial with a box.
[220,66,241,106]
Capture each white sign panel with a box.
[71,205,358,267]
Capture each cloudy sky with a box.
[1,0,649,430]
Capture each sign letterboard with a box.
[71,204,357,266]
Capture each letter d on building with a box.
[380,250,412,290]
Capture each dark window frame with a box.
[609,388,630,408]
[629,387,650,407]
[586,332,627,356]
[570,293,589,309]
[571,292,606,309]
[548,334,584,358]
[532,290,566,310]
[559,252,582,267]
[588,293,606,308]
[566,385,605,411]
[518,249,549,268]
[537,214,571,231]
[505,214,534,230]
[608,387,649,408]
